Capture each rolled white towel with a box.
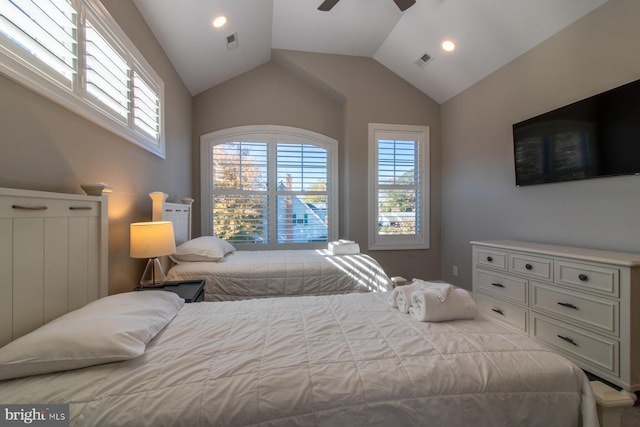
[328,240,361,255]
[386,289,399,308]
[409,288,477,322]
[387,281,453,311]
[418,282,452,302]
[389,283,422,312]
[396,289,412,314]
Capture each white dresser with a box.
[472,240,640,392]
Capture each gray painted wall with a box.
[193,52,442,281]
[440,0,640,290]
[0,0,193,294]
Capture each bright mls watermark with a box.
[1,405,68,426]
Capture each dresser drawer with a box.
[532,314,618,376]
[531,282,618,336]
[477,294,528,334]
[555,261,619,297]
[476,270,528,305]
[475,248,507,271]
[509,253,553,281]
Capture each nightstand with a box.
[135,280,205,303]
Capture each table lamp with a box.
[130,221,176,287]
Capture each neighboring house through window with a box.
[0,0,165,157]
[201,125,338,249]
[368,123,429,250]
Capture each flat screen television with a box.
[512,78,640,186]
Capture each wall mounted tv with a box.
[513,78,640,186]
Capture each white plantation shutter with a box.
[0,0,165,156]
[368,124,429,250]
[276,143,328,243]
[133,71,160,139]
[84,19,129,120]
[0,0,77,86]
[212,141,269,244]
[376,139,419,235]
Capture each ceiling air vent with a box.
[415,53,431,69]
[226,32,239,51]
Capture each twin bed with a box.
[0,187,627,426]
[150,192,393,301]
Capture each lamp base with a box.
[139,257,167,287]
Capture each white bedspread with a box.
[167,249,393,301]
[0,293,598,427]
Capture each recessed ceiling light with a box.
[441,40,456,52]
[212,15,227,29]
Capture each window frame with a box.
[0,0,165,157]
[200,125,339,249]
[368,123,430,251]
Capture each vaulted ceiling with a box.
[132,0,607,103]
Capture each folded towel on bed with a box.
[388,281,452,313]
[415,282,452,302]
[409,288,477,322]
[328,240,360,255]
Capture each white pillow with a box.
[0,291,184,380]
[170,236,235,263]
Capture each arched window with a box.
[201,125,338,249]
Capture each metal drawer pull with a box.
[557,302,578,310]
[486,256,493,262]
[525,263,533,270]
[490,282,505,288]
[69,206,92,210]
[491,308,504,316]
[12,204,47,211]
[557,335,578,346]
[578,274,588,282]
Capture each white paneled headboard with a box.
[0,184,110,347]
[149,192,194,245]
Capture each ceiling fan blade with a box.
[393,0,416,12]
[318,0,340,11]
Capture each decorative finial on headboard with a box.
[149,192,169,203]
[181,197,194,206]
[81,183,113,196]
[150,192,169,222]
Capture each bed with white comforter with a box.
[167,249,393,301]
[0,291,598,427]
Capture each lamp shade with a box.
[130,221,176,259]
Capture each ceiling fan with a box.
[318,0,416,12]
